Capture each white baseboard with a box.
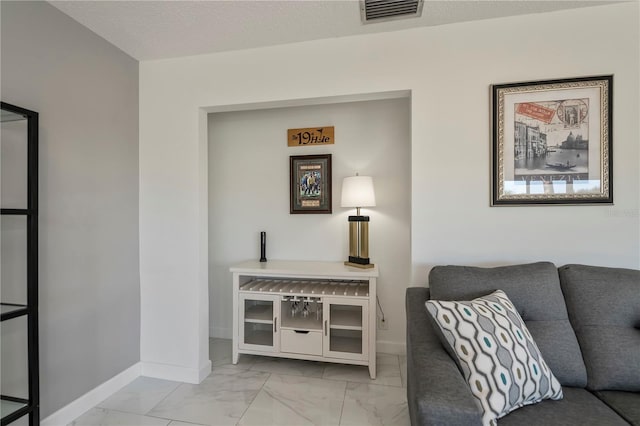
[199,359,213,382]
[376,340,406,355]
[41,362,142,426]
[141,359,211,384]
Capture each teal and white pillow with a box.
[426,290,563,426]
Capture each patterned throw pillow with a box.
[426,290,563,426]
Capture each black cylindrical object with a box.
[260,231,267,262]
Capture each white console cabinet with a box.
[231,260,378,378]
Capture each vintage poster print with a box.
[290,154,332,214]
[492,76,612,205]
[514,98,589,184]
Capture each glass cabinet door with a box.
[323,297,368,361]
[238,294,279,352]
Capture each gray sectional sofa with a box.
[406,262,639,425]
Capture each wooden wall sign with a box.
[287,126,334,147]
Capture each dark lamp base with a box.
[345,256,374,269]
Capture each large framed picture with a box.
[290,154,332,214]
[492,75,612,206]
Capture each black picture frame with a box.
[290,154,332,214]
[491,75,613,206]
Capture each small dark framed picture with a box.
[491,75,613,206]
[290,154,332,214]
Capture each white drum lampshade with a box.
[341,175,376,209]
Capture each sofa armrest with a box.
[406,287,482,426]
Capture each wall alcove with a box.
[204,92,412,358]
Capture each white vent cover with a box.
[360,0,424,24]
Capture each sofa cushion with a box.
[499,387,628,426]
[426,290,563,426]
[429,262,587,387]
[594,390,640,425]
[559,264,640,392]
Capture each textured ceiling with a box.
[49,0,621,61]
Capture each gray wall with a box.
[1,1,140,418]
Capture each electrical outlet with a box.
[377,316,389,330]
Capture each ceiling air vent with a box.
[360,0,424,24]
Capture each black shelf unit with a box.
[0,102,39,426]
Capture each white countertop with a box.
[230,260,379,278]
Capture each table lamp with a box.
[341,174,376,269]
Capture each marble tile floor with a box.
[70,338,409,426]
